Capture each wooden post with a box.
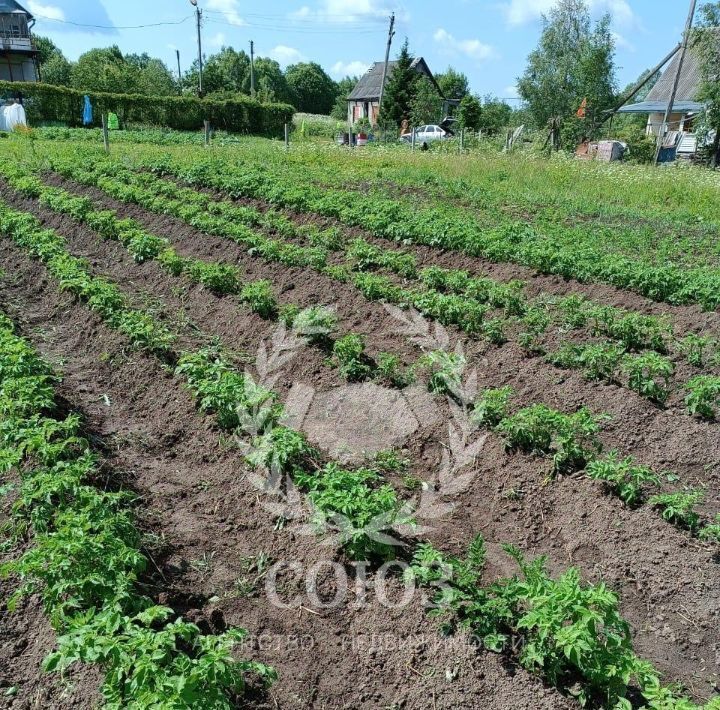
[204,120,210,146]
[411,129,416,151]
[101,113,109,153]
[460,128,465,152]
[284,123,290,150]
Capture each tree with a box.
[331,76,357,120]
[479,96,513,134]
[251,58,292,104]
[184,47,250,95]
[34,35,61,65]
[285,62,336,113]
[517,0,617,139]
[692,2,720,165]
[42,52,72,86]
[435,67,469,100]
[457,94,482,130]
[126,53,176,95]
[379,39,418,127]
[34,35,71,86]
[410,76,442,125]
[70,46,140,94]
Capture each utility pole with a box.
[654,0,697,164]
[377,12,395,125]
[176,49,182,92]
[190,0,203,97]
[250,40,256,98]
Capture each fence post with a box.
[284,122,290,150]
[411,129,416,151]
[460,128,465,153]
[204,120,210,146]
[101,113,109,153]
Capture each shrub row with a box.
[0,80,293,136]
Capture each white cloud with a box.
[504,0,637,27]
[269,45,306,66]
[433,28,495,62]
[289,0,406,24]
[503,84,520,98]
[209,32,226,48]
[331,60,370,78]
[612,30,634,51]
[206,0,245,26]
[27,1,65,21]
[290,5,312,18]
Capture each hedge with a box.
[0,80,294,136]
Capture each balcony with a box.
[0,35,34,52]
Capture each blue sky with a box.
[24,0,692,101]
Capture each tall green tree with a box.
[126,53,176,95]
[517,0,617,135]
[250,58,292,103]
[70,46,140,94]
[379,39,418,127]
[435,67,469,100]
[184,47,250,95]
[410,76,442,125]
[692,2,720,165]
[34,36,71,86]
[285,62,336,113]
[457,93,482,130]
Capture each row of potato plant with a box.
[0,196,409,562]
[471,385,720,540]
[14,155,716,535]
[3,197,717,710]
[137,155,720,310]
[0,163,423,391]
[85,159,720,378]
[32,147,718,372]
[38,156,719,418]
[14,165,713,534]
[24,145,717,366]
[0,285,275,705]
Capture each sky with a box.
[22,0,693,101]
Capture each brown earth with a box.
[0,210,574,709]
[1,177,719,707]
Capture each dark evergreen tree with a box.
[379,40,418,127]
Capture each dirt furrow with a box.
[0,233,575,709]
[3,181,720,698]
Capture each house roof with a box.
[0,0,33,16]
[347,57,442,100]
[619,32,720,114]
[644,48,702,104]
[617,100,704,114]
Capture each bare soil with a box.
[1,176,719,707]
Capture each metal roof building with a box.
[618,49,705,115]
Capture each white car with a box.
[400,124,449,144]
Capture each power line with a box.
[202,17,384,35]
[32,13,193,30]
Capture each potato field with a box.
[1,131,719,709]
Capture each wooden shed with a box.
[347,57,440,125]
